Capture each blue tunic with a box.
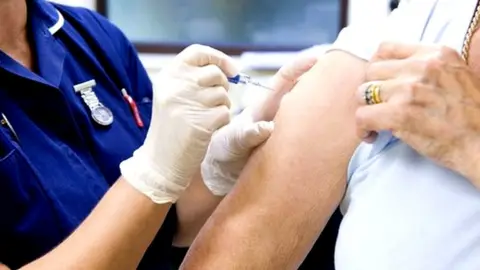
[0,1,176,268]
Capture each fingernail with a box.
[260,121,275,132]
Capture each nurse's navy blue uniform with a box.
[0,1,177,269]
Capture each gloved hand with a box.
[201,55,318,196]
[120,44,238,204]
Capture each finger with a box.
[196,64,230,89]
[357,80,395,106]
[197,86,231,108]
[373,42,425,61]
[367,51,462,90]
[270,56,318,92]
[240,121,274,149]
[355,103,400,133]
[365,58,425,82]
[201,105,231,133]
[177,44,239,77]
[357,80,435,106]
[374,42,462,63]
[373,42,450,61]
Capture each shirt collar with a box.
[0,0,67,88]
[30,0,65,35]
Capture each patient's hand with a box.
[251,55,317,121]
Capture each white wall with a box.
[49,0,392,73]
[50,0,392,25]
[47,0,392,109]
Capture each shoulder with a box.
[328,0,438,60]
[53,4,153,99]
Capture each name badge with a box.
[73,80,114,126]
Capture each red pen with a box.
[121,88,144,128]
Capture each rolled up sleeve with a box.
[327,0,428,61]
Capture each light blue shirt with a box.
[330,0,480,269]
[336,134,480,270]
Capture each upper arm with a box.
[182,51,367,269]
[182,2,423,268]
[181,2,426,268]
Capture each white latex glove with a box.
[201,108,274,196]
[201,55,317,196]
[120,44,238,204]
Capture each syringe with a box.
[228,74,272,91]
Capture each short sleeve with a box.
[327,0,426,61]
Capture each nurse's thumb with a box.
[239,121,274,150]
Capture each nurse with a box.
[0,0,316,269]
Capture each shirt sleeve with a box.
[327,0,420,61]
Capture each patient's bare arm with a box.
[181,51,367,269]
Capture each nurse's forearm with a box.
[174,170,223,247]
[181,51,366,269]
[21,178,170,270]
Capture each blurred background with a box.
[49,0,400,113]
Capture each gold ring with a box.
[364,83,382,105]
[371,84,382,104]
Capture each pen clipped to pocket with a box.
[121,88,144,128]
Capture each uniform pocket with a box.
[0,149,33,226]
[0,127,16,159]
[0,147,64,268]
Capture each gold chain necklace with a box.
[462,1,480,62]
